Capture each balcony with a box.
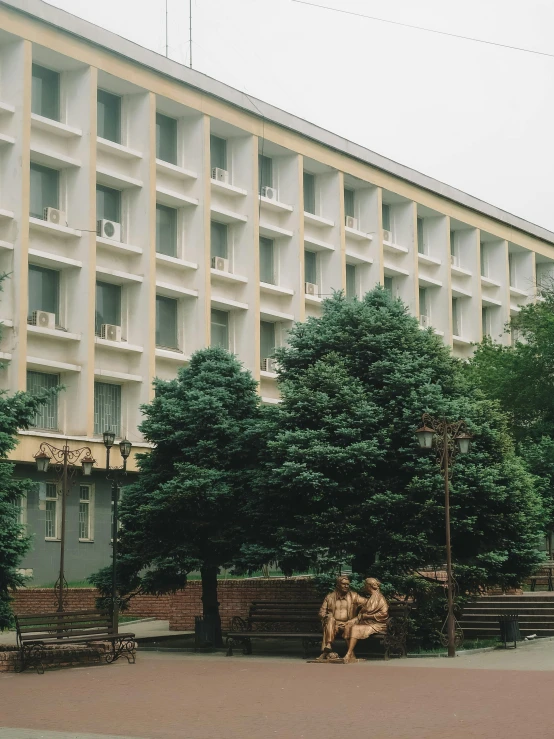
[96,137,142,161]
[29,218,82,240]
[156,158,197,180]
[304,212,334,228]
[259,194,293,214]
[31,113,82,138]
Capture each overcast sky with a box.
[46,0,554,231]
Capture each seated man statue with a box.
[343,577,389,662]
[317,575,364,660]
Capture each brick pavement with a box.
[1,644,553,739]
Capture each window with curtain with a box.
[156,203,177,256]
[30,163,59,219]
[344,188,355,219]
[417,217,425,254]
[382,203,391,231]
[450,231,456,256]
[79,485,93,541]
[259,237,275,284]
[258,154,273,192]
[27,371,59,430]
[303,172,316,214]
[156,295,178,349]
[156,112,177,164]
[211,309,229,350]
[304,250,317,285]
[95,281,121,334]
[44,483,59,539]
[32,64,60,121]
[452,298,460,336]
[97,89,121,143]
[384,276,393,294]
[211,221,228,258]
[480,243,488,277]
[260,321,276,360]
[419,287,427,317]
[210,134,227,171]
[346,264,357,298]
[482,307,491,337]
[28,265,60,322]
[509,253,517,287]
[96,184,121,223]
[94,382,121,436]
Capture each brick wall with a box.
[12,578,319,631]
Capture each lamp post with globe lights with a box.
[415,414,473,658]
[102,431,132,634]
[34,443,95,612]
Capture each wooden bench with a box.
[530,563,554,591]
[225,599,410,659]
[15,609,137,674]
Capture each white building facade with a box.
[0,0,554,476]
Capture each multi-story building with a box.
[1,0,553,583]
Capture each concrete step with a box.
[461,626,554,637]
[461,618,554,629]
[462,609,554,617]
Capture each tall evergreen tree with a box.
[91,347,262,646]
[250,289,544,594]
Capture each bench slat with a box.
[23,631,136,646]
[16,610,105,622]
[20,627,114,641]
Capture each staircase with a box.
[460,593,554,639]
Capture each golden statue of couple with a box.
[317,575,388,662]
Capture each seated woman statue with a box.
[343,577,388,662]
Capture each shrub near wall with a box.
[11,578,319,631]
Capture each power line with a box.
[292,0,554,60]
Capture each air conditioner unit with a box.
[211,256,230,272]
[261,186,278,201]
[305,282,318,296]
[211,167,229,183]
[43,207,67,227]
[383,229,392,243]
[30,310,55,330]
[260,358,278,373]
[419,315,430,328]
[97,219,121,241]
[451,254,460,267]
[101,323,121,342]
[345,215,358,230]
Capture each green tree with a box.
[251,289,544,598]
[90,347,262,646]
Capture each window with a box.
[96,184,121,223]
[211,309,229,350]
[94,382,121,436]
[156,295,178,349]
[482,307,491,338]
[382,203,391,232]
[417,217,425,254]
[259,154,273,192]
[156,203,177,257]
[27,371,59,430]
[344,188,355,219]
[304,250,317,285]
[211,221,228,259]
[346,264,357,299]
[480,243,488,277]
[210,134,227,171]
[30,163,59,219]
[260,237,275,284]
[509,254,517,287]
[452,298,460,336]
[419,288,428,319]
[384,276,393,294]
[44,482,59,540]
[28,265,59,323]
[15,494,26,528]
[32,64,60,121]
[79,485,93,541]
[95,281,121,334]
[260,321,276,361]
[303,172,316,214]
[97,89,121,143]
[156,112,177,165]
[511,326,520,346]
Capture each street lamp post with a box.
[102,431,132,635]
[34,443,95,612]
[415,414,473,658]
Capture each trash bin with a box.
[194,614,218,651]
[498,613,521,648]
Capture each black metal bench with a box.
[15,609,137,674]
[226,599,410,659]
[530,564,554,591]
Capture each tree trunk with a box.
[201,566,223,647]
